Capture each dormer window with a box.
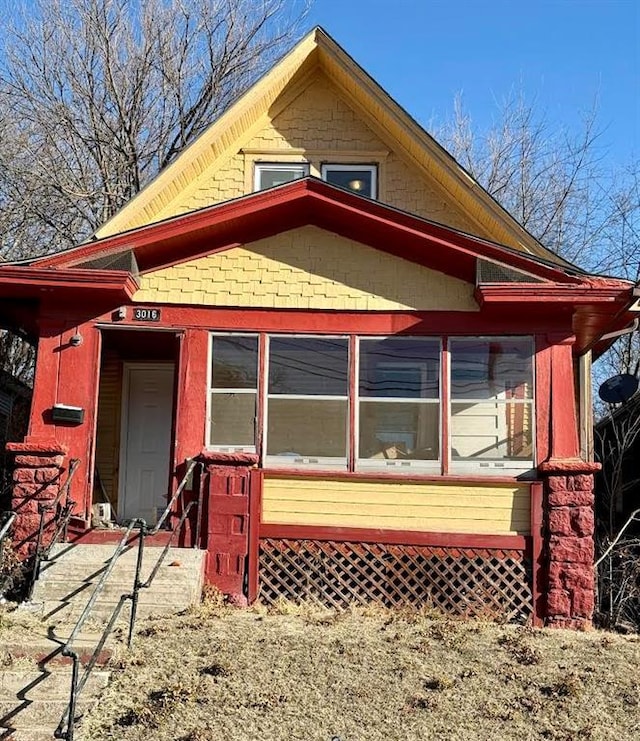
[321,164,377,198]
[254,162,309,191]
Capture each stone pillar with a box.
[6,437,68,560]
[539,459,600,629]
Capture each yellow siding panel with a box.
[150,74,490,235]
[94,350,122,509]
[134,226,478,311]
[262,477,531,536]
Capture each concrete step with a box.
[45,542,204,567]
[0,697,95,728]
[31,543,205,626]
[35,578,198,603]
[39,598,187,623]
[1,668,109,700]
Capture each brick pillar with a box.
[6,437,68,560]
[539,459,600,629]
[198,451,258,606]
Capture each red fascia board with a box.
[31,179,579,284]
[0,266,139,300]
[476,283,632,306]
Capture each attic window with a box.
[254,163,309,191]
[321,164,377,198]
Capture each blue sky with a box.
[309,0,639,169]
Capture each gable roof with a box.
[32,177,578,283]
[5,177,635,355]
[92,27,571,268]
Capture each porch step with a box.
[31,543,205,623]
[0,634,111,740]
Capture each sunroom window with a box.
[321,164,377,198]
[254,163,309,191]
[209,335,258,451]
[449,337,534,472]
[358,337,440,470]
[266,336,349,468]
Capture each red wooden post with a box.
[199,452,258,605]
[247,468,263,604]
[530,481,545,627]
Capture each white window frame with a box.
[254,162,309,192]
[263,334,350,470]
[355,337,441,473]
[207,332,259,453]
[448,336,535,477]
[321,163,378,199]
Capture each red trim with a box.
[535,336,552,465]
[441,337,450,475]
[259,523,528,550]
[530,481,545,627]
[174,329,208,466]
[67,527,174,547]
[95,305,572,335]
[31,179,582,286]
[247,468,263,603]
[262,469,538,486]
[0,267,138,301]
[348,335,357,471]
[547,336,581,460]
[257,333,267,462]
[477,284,630,305]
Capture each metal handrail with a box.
[0,511,16,544]
[0,512,17,586]
[55,459,204,741]
[29,458,81,597]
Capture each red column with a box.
[537,333,599,629]
[198,451,259,605]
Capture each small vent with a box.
[477,259,543,284]
[78,249,139,275]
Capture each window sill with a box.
[261,467,539,485]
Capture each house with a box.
[1,28,636,628]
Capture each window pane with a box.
[359,338,439,398]
[359,401,439,460]
[450,401,533,461]
[450,338,533,400]
[257,165,307,190]
[211,336,258,389]
[323,167,374,197]
[268,337,348,395]
[267,399,347,458]
[210,392,256,447]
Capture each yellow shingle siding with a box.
[146,74,487,235]
[94,349,122,509]
[262,476,531,536]
[133,226,478,311]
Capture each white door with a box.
[120,364,174,523]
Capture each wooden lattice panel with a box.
[259,539,532,621]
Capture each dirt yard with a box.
[72,598,640,741]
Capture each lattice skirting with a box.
[259,538,532,621]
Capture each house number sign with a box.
[133,308,161,322]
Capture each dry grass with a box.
[72,600,640,741]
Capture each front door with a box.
[120,364,175,523]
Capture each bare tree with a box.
[0,0,309,260]
[436,93,640,274]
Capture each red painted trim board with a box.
[259,523,528,550]
[247,469,264,604]
[530,481,545,627]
